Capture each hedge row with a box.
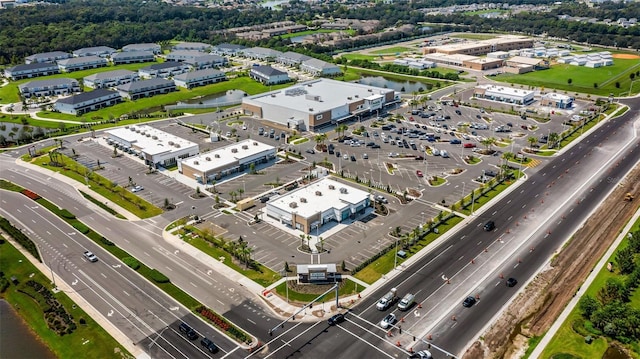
[123,257,140,270]
[196,306,249,344]
[149,269,170,283]
[0,217,41,262]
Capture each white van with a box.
[398,293,415,311]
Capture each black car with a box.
[328,313,345,325]
[462,296,477,308]
[371,144,381,149]
[260,196,270,203]
[335,151,341,158]
[455,110,462,115]
[350,155,356,162]
[484,221,495,231]
[179,323,198,340]
[201,337,219,353]
[506,278,518,287]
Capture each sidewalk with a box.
[529,206,640,358]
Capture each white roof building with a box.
[474,84,535,105]
[265,177,370,234]
[178,139,276,184]
[106,125,199,167]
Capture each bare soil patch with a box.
[612,54,640,59]
[463,165,640,359]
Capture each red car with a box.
[416,170,424,177]
[463,143,476,148]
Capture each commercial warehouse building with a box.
[423,35,533,56]
[178,139,276,184]
[265,177,370,234]
[473,84,535,105]
[241,79,399,131]
[106,125,199,167]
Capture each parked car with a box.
[131,185,144,193]
[83,251,98,262]
[350,155,356,162]
[328,313,345,325]
[305,148,315,154]
[416,170,423,178]
[463,143,476,148]
[380,313,397,329]
[179,323,198,340]
[200,337,219,353]
[462,296,477,308]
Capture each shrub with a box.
[72,222,90,234]
[123,257,140,270]
[59,209,76,219]
[149,269,170,283]
[100,237,114,246]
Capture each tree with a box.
[579,295,600,319]
[615,247,636,274]
[567,78,572,85]
[249,162,256,174]
[299,233,306,248]
[284,261,290,272]
[318,236,324,251]
[548,132,560,148]
[527,136,538,150]
[628,231,640,253]
[237,187,244,199]
[597,277,629,305]
[229,190,236,202]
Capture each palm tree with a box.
[229,190,237,202]
[548,132,560,148]
[299,233,306,248]
[237,187,244,199]
[318,237,324,251]
[527,136,538,150]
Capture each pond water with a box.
[288,35,309,44]
[182,89,247,106]
[355,75,434,94]
[0,300,57,359]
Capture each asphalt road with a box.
[255,99,640,359]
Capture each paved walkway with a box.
[529,206,640,358]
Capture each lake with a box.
[0,299,57,359]
[355,75,433,93]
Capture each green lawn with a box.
[496,58,640,96]
[539,218,640,359]
[369,46,413,55]
[271,278,360,303]
[0,238,132,359]
[339,53,381,62]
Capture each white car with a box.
[242,125,247,130]
[380,313,397,329]
[131,185,144,193]
[408,350,433,359]
[83,251,98,262]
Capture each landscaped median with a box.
[0,179,256,348]
[0,230,132,359]
[26,150,162,219]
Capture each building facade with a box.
[116,78,176,100]
[178,139,276,184]
[54,89,122,115]
[106,125,199,167]
[299,58,341,76]
[540,93,574,109]
[265,177,370,234]
[249,65,290,85]
[57,56,108,72]
[111,51,155,65]
[4,63,60,80]
[122,43,162,54]
[173,68,227,89]
[84,70,139,89]
[25,51,71,64]
[73,46,117,58]
[139,62,191,79]
[473,84,534,105]
[19,78,81,98]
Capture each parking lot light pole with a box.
[391,226,399,270]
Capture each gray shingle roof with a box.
[84,70,136,81]
[19,78,78,90]
[56,89,119,105]
[142,61,184,71]
[7,63,59,72]
[174,68,224,81]
[252,65,287,77]
[117,78,174,92]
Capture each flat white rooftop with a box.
[107,125,197,156]
[181,139,275,173]
[269,177,369,218]
[544,93,573,101]
[244,78,393,115]
[477,84,534,98]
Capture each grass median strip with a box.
[1,179,250,345]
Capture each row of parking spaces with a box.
[213,161,305,202]
[394,205,441,235]
[154,122,211,146]
[242,219,301,271]
[152,175,196,199]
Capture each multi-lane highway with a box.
[254,98,640,358]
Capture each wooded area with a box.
[1,0,639,65]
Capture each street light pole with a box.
[391,226,399,270]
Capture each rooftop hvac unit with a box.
[146,133,151,137]
[152,136,158,140]
[242,145,248,150]
[339,187,347,194]
[205,157,211,161]
[168,141,174,145]
[289,202,298,208]
[300,197,307,203]
[368,89,372,92]
[194,160,199,165]
[253,142,258,146]
[328,184,335,190]
[355,95,359,98]
[214,154,220,158]
[231,148,238,153]
[315,191,322,196]
[309,108,313,111]
[347,97,352,100]
[174,144,180,148]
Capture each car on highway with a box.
[408,350,433,359]
[179,323,198,340]
[131,185,144,193]
[483,220,495,231]
[200,337,219,353]
[506,278,518,287]
[328,313,345,325]
[379,313,397,329]
[462,296,477,308]
[416,170,423,178]
[83,251,98,262]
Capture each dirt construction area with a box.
[463,165,640,359]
